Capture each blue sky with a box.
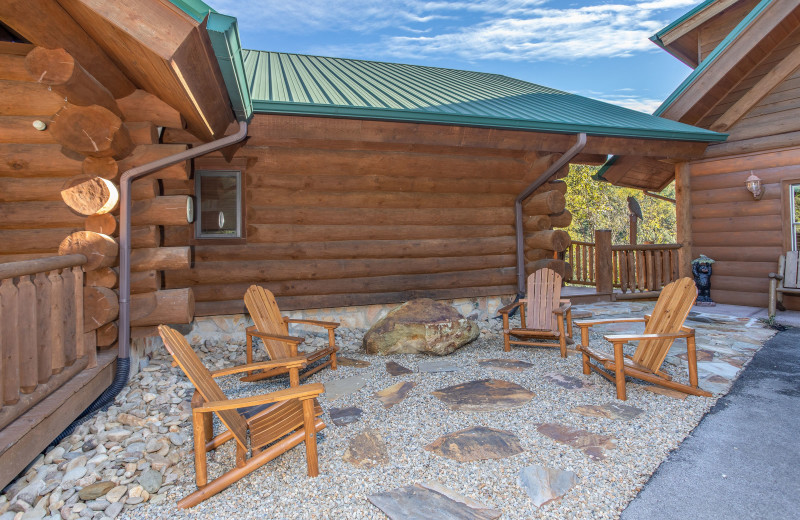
[208,0,701,113]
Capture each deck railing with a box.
[611,244,681,294]
[0,254,91,430]
[565,230,681,297]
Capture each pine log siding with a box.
[162,114,575,314]
[685,146,800,308]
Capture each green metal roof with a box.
[242,50,726,142]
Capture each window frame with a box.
[780,177,800,252]
[193,169,244,241]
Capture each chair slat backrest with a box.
[784,251,800,289]
[158,325,248,449]
[634,277,697,371]
[244,285,292,359]
[525,268,562,332]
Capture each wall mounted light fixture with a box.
[745,171,763,200]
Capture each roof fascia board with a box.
[205,13,253,121]
[655,0,739,47]
[251,100,727,142]
[654,0,776,119]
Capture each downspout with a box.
[119,120,249,359]
[515,133,587,295]
[53,121,248,443]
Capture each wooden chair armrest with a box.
[246,326,305,345]
[768,272,783,280]
[498,301,523,315]
[574,317,646,327]
[210,356,308,378]
[283,317,340,329]
[553,301,572,315]
[196,383,326,412]
[604,331,692,342]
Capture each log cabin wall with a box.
[685,20,800,308]
[162,114,573,315]
[0,41,197,346]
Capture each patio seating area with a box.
[0,299,778,520]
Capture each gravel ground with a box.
[0,302,775,520]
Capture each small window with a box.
[195,170,242,239]
[792,184,800,250]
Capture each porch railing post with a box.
[595,229,613,293]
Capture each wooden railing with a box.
[566,241,596,285]
[611,244,681,294]
[565,230,681,297]
[0,254,91,430]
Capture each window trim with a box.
[780,178,800,252]
[194,169,243,240]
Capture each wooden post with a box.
[595,229,612,294]
[675,162,693,278]
[629,214,638,245]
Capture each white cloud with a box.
[210,0,699,62]
[587,94,664,113]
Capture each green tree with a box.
[565,164,676,244]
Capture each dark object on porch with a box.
[692,255,715,306]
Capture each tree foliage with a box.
[564,164,676,244]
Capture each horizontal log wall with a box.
[687,145,800,308]
[164,115,571,311]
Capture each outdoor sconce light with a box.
[745,171,763,200]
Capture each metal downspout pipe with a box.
[53,121,248,443]
[514,133,587,295]
[119,120,249,358]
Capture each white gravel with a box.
[0,302,775,520]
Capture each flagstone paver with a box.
[537,423,616,460]
[329,406,363,426]
[424,426,524,462]
[519,465,578,507]
[375,381,416,408]
[433,379,535,412]
[336,356,371,368]
[368,481,501,520]
[544,372,594,390]
[323,375,367,401]
[385,361,413,376]
[571,402,644,421]
[343,428,389,468]
[418,359,461,373]
[477,358,533,372]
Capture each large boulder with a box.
[363,299,479,355]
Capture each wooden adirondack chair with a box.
[575,277,712,400]
[498,268,572,357]
[158,325,326,508]
[768,251,800,318]
[242,285,338,383]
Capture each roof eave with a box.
[205,13,253,122]
[251,101,728,143]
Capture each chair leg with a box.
[579,326,591,375]
[613,342,627,400]
[686,333,700,389]
[566,308,573,337]
[246,332,254,378]
[501,313,510,352]
[301,398,319,477]
[557,316,566,358]
[235,443,247,469]
[328,330,338,370]
[192,410,208,488]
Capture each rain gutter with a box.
[514,133,587,295]
[118,121,249,359]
